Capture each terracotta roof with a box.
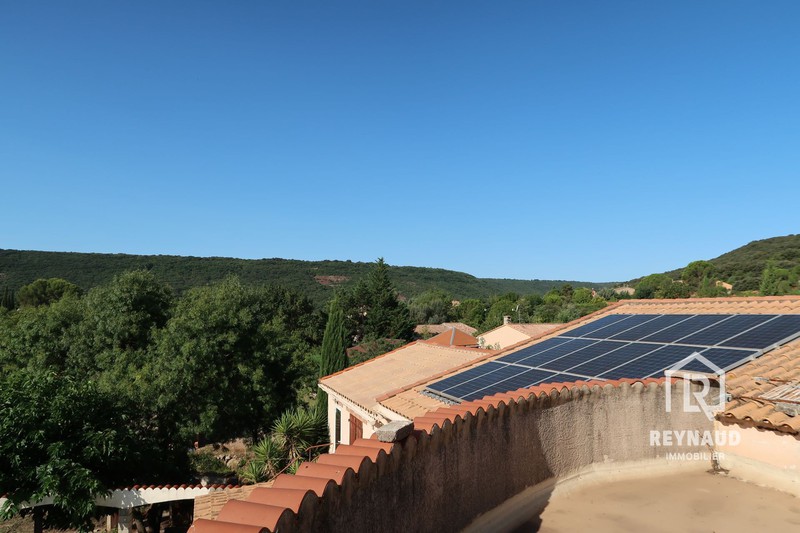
[379,296,800,420]
[414,322,477,336]
[319,341,491,417]
[721,337,800,434]
[189,378,667,533]
[194,483,273,521]
[423,328,479,347]
[605,296,800,315]
[477,323,563,349]
[506,323,564,336]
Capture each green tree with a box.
[0,294,85,372]
[408,289,454,325]
[17,278,82,308]
[681,261,717,291]
[760,260,794,296]
[634,274,690,299]
[0,287,15,310]
[454,298,486,329]
[317,297,349,410]
[150,277,298,443]
[0,369,167,531]
[340,258,414,342]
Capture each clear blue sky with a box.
[2,2,799,282]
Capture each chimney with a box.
[503,315,511,325]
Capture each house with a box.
[477,318,562,349]
[614,286,636,295]
[413,322,477,337]
[189,296,800,532]
[317,335,491,447]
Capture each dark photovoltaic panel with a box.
[499,337,574,364]
[437,363,523,400]
[719,315,800,349]
[682,348,758,373]
[539,340,630,372]
[565,343,660,377]
[425,313,800,403]
[506,338,595,368]
[597,345,699,380]
[427,362,506,395]
[608,315,693,341]
[677,315,773,346]
[558,314,632,338]
[640,315,731,343]
[576,314,660,339]
[463,369,557,401]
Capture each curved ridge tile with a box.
[246,487,317,513]
[216,500,294,531]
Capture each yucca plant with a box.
[272,406,327,464]
[252,436,286,478]
[239,460,267,485]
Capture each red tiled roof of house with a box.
[414,322,477,336]
[423,327,479,347]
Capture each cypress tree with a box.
[317,297,349,411]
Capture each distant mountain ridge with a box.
[0,249,613,305]
[662,234,800,291]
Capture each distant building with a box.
[413,322,477,337]
[477,320,562,350]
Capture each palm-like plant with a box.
[272,407,327,465]
[240,406,328,484]
[252,436,285,478]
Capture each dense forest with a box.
[656,234,800,292]
[0,249,612,305]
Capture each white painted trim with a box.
[0,486,230,511]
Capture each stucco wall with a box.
[716,420,800,496]
[290,381,712,533]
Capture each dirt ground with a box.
[522,471,800,532]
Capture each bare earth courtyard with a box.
[523,471,800,532]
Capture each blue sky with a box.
[2,2,799,282]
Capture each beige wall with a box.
[715,420,800,496]
[479,325,530,349]
[323,386,382,451]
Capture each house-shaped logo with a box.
[664,352,726,421]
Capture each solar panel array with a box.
[426,314,800,403]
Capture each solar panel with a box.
[579,314,660,339]
[684,348,758,373]
[559,314,632,338]
[436,363,523,400]
[565,342,660,377]
[598,345,699,379]
[608,315,693,341]
[677,315,774,346]
[639,314,731,343]
[720,315,800,350]
[539,340,631,372]
[427,362,507,396]
[498,338,595,367]
[462,368,557,401]
[424,313,800,403]
[498,337,574,364]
